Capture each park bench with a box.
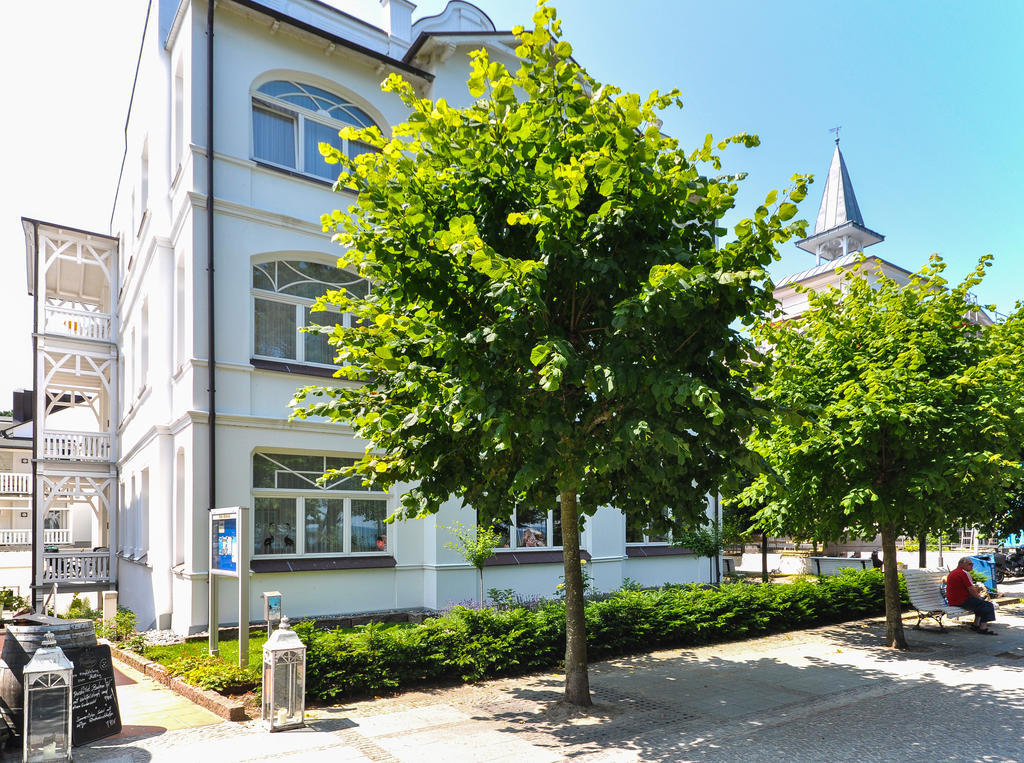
[901,567,971,631]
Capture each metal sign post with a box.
[209,506,250,667]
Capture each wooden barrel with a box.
[0,617,96,728]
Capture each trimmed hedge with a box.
[294,568,897,702]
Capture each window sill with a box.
[625,545,692,558]
[252,159,336,188]
[251,555,396,573]
[250,357,338,378]
[485,549,591,567]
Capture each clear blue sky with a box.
[2,0,1021,400]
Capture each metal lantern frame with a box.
[261,616,306,732]
[22,631,74,763]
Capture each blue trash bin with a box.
[970,554,998,594]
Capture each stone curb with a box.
[104,641,248,722]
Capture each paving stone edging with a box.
[105,641,248,722]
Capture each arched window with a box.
[252,259,368,365]
[252,79,378,181]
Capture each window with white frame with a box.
[253,259,367,365]
[251,80,378,181]
[253,451,389,556]
[494,505,563,550]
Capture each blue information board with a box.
[212,516,238,573]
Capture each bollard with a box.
[101,591,117,624]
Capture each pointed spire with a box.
[813,144,865,234]
[795,138,883,262]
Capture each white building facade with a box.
[23,0,715,633]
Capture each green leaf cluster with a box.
[443,522,502,570]
[741,255,1024,544]
[292,3,810,539]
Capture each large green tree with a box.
[741,256,1023,648]
[292,3,809,705]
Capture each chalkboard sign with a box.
[64,644,122,746]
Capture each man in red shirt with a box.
[946,557,996,634]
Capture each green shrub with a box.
[284,568,890,702]
[97,606,140,646]
[1,588,28,612]
[62,594,100,620]
[157,570,898,701]
[162,654,259,694]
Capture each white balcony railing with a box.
[41,431,112,462]
[0,529,30,545]
[0,529,70,546]
[42,551,111,583]
[44,306,112,341]
[0,472,31,494]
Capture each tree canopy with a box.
[292,2,809,703]
[740,255,1024,647]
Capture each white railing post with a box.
[44,305,112,341]
[0,472,32,493]
[41,551,111,582]
[0,529,32,545]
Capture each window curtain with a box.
[253,107,296,168]
[254,299,296,359]
[303,120,342,180]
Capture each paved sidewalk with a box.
[73,590,1024,762]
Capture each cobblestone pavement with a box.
[72,590,1024,762]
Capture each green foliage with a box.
[556,559,595,597]
[160,654,259,694]
[675,519,724,558]
[271,569,885,701]
[444,522,501,570]
[97,607,140,646]
[291,2,808,701]
[292,2,809,543]
[742,255,1022,544]
[619,577,644,592]
[487,588,531,609]
[740,255,1024,645]
[63,594,100,620]
[0,588,28,612]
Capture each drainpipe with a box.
[713,494,721,585]
[206,0,216,516]
[29,221,40,610]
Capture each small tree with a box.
[675,519,724,583]
[444,522,502,606]
[741,256,1023,648]
[292,3,809,705]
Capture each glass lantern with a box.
[262,615,306,731]
[22,631,73,763]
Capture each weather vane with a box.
[829,126,841,145]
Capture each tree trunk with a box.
[560,489,592,707]
[881,522,908,649]
[918,533,927,568]
[761,533,769,583]
[478,567,484,608]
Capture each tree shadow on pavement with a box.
[469,637,1024,761]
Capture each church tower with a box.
[774,136,909,320]
[794,135,884,265]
